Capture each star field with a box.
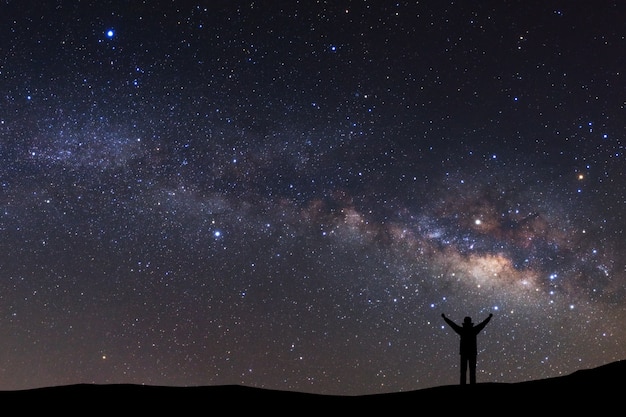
[0,1,625,395]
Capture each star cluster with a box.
[0,1,625,395]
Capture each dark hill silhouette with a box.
[1,359,623,413]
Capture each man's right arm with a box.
[442,314,461,332]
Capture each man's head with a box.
[463,316,473,326]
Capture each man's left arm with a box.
[475,313,493,332]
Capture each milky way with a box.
[0,1,625,395]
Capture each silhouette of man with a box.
[441,313,493,385]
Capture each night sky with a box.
[1,1,625,395]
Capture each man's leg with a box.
[469,356,477,384]
[460,354,467,385]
